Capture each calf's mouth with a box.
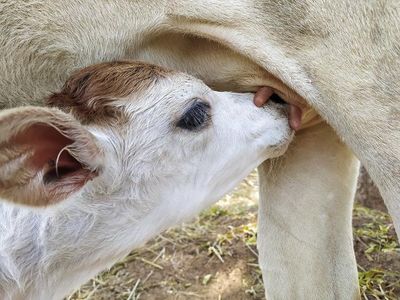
[253,86,303,131]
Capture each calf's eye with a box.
[177,100,211,131]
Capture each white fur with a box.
[0,72,292,299]
[0,1,399,298]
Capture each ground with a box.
[67,168,400,300]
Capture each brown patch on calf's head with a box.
[47,61,170,124]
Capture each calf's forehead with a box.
[131,73,210,110]
[47,61,173,125]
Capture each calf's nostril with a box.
[269,93,286,105]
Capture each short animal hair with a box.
[47,61,170,124]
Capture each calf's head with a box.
[0,61,292,223]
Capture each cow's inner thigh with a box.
[257,122,360,299]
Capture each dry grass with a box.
[67,171,399,300]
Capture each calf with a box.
[0,61,292,299]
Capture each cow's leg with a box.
[257,122,360,299]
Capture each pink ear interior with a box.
[11,123,94,194]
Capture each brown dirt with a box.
[356,167,388,212]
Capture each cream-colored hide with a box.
[1,1,399,299]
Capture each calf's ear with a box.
[0,106,103,207]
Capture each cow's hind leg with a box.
[257,123,360,299]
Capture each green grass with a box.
[353,205,400,299]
